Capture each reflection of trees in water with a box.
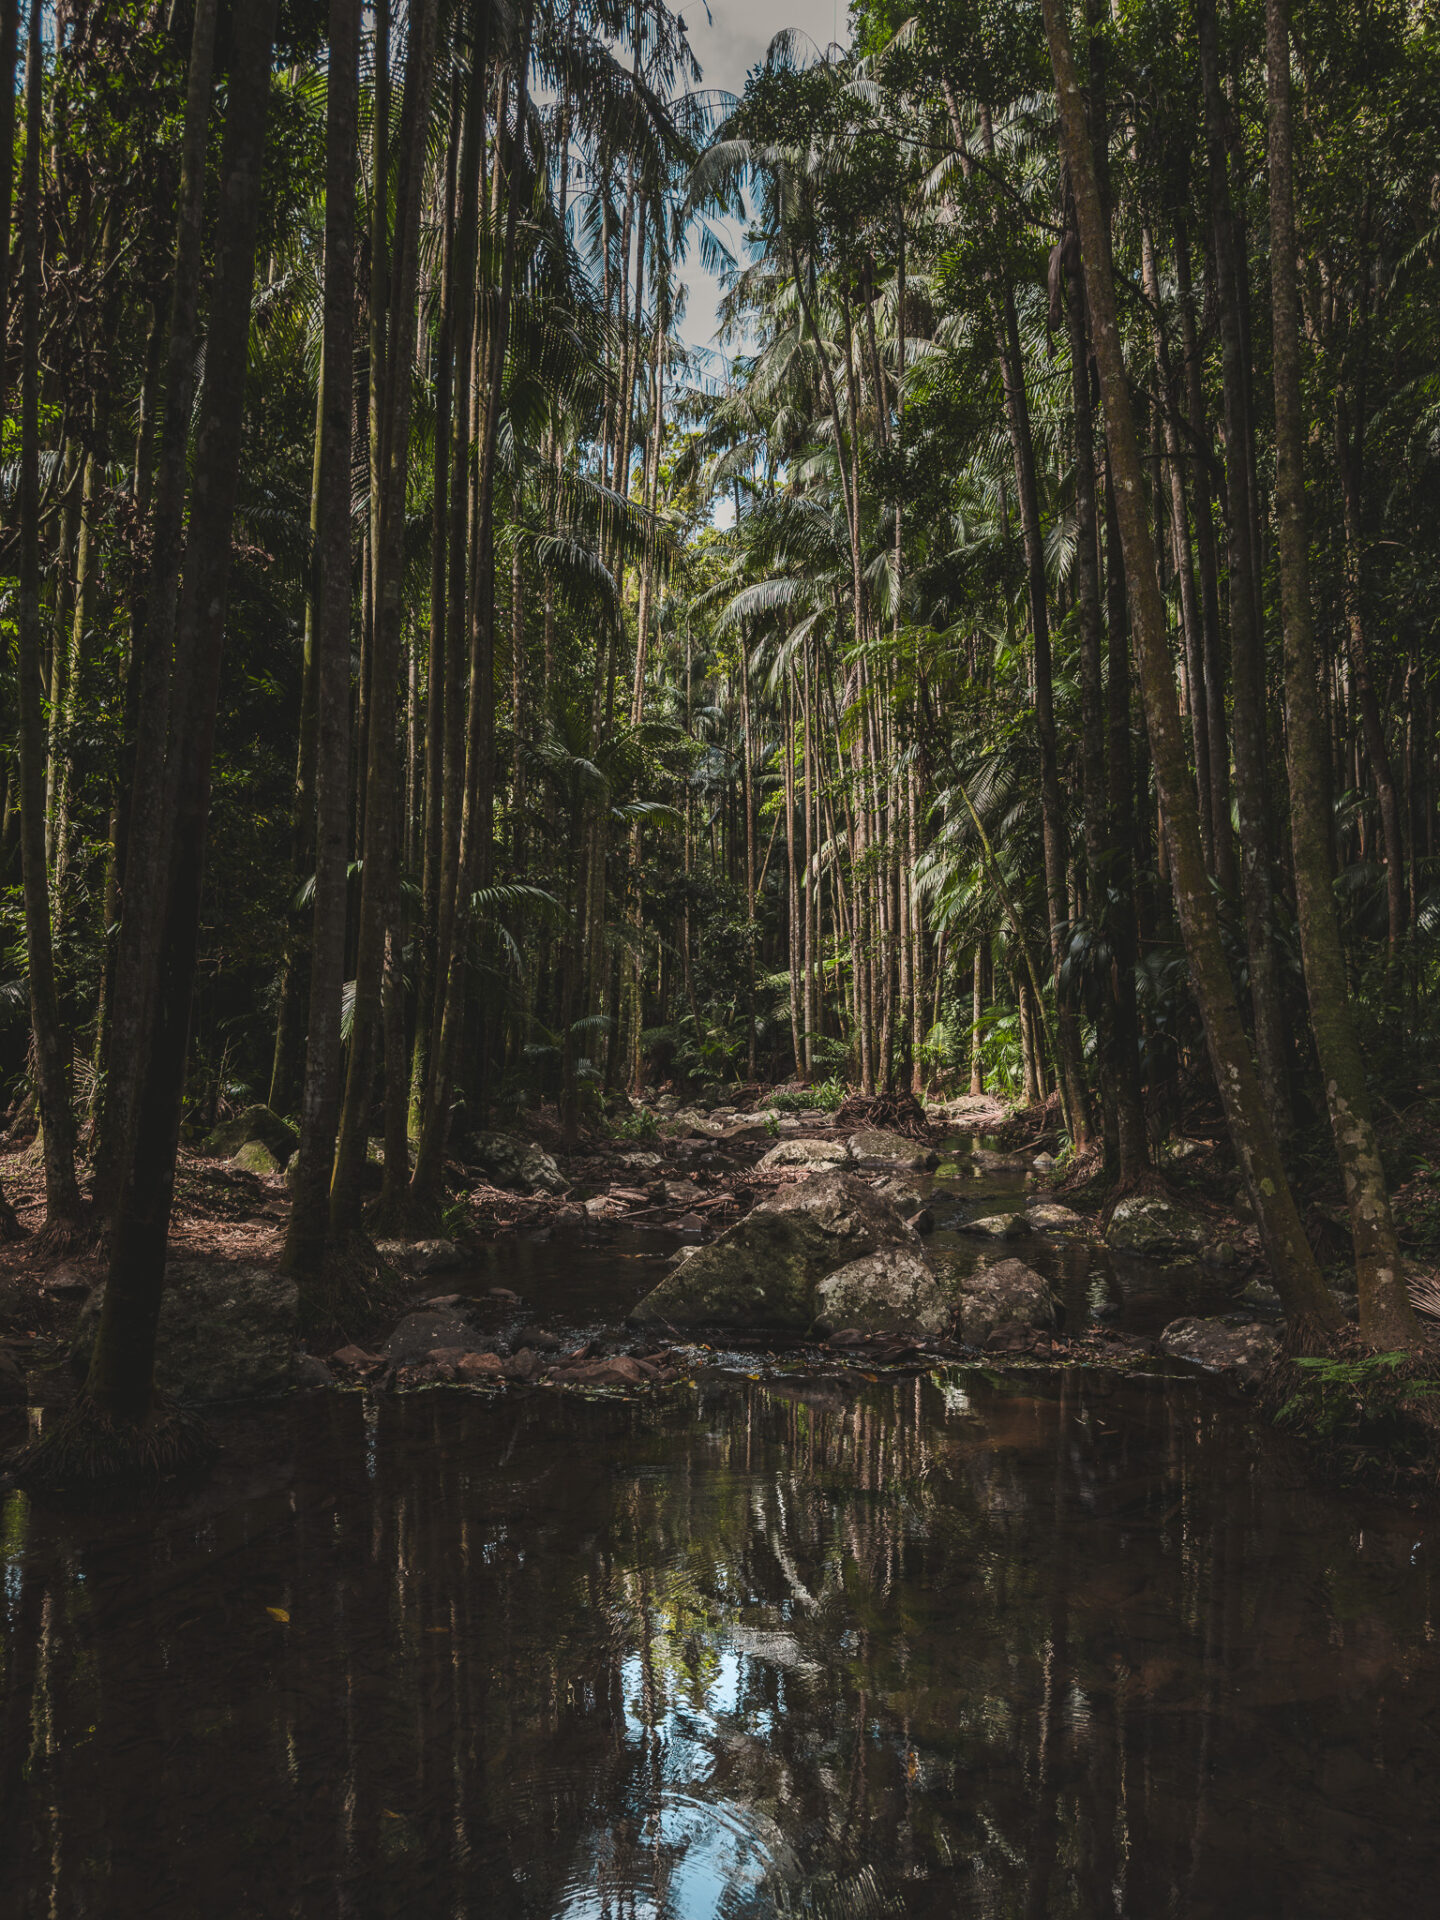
[2,1377,1439,1916]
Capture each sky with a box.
[673,0,849,375]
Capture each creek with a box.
[1,1152,1435,1917]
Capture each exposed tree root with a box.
[29,1206,101,1258]
[297,1229,407,1346]
[8,1393,217,1500]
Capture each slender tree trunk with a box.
[1264,0,1419,1347]
[283,0,360,1294]
[1198,0,1293,1134]
[80,0,282,1441]
[1043,0,1340,1333]
[94,0,220,1215]
[17,2,82,1235]
[332,0,438,1224]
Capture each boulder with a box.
[848,1127,938,1170]
[1106,1194,1213,1258]
[202,1104,299,1164]
[465,1131,566,1195]
[1158,1316,1280,1388]
[1025,1203,1089,1234]
[629,1170,918,1331]
[954,1258,1055,1347]
[73,1261,301,1403]
[815,1248,949,1337]
[756,1137,851,1171]
[958,1212,1033,1240]
[232,1138,287,1177]
[971,1146,1030,1173]
[386,1310,476,1369]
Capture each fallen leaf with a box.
[266,1606,290,1623]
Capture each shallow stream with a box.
[1,1150,1434,1917]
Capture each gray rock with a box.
[202,1104,298,1164]
[959,1212,1033,1240]
[73,1261,301,1404]
[848,1127,938,1169]
[756,1137,851,1170]
[717,1114,776,1143]
[1106,1193,1213,1258]
[616,1151,663,1172]
[955,1258,1055,1346]
[386,1309,475,1368]
[1158,1316,1280,1387]
[1032,1152,1057,1172]
[655,1094,682,1115]
[629,1170,918,1331]
[1025,1203,1088,1234]
[465,1131,566,1195]
[815,1249,949,1337]
[294,1353,335,1388]
[971,1147,1030,1173]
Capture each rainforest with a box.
[2,0,1440,1913]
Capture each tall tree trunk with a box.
[74,0,282,1456]
[1198,0,1293,1134]
[94,0,220,1216]
[1264,0,1420,1347]
[17,0,82,1236]
[332,0,438,1224]
[1042,0,1340,1334]
[282,0,361,1295]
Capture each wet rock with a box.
[514,1326,561,1351]
[629,1170,919,1331]
[756,1137,851,1171]
[675,1212,706,1232]
[814,1248,949,1338]
[386,1310,475,1369]
[584,1196,623,1220]
[202,1104,298,1164]
[1106,1193,1213,1258]
[73,1261,301,1403]
[1026,1203,1088,1234]
[1032,1152,1057,1172]
[331,1344,381,1369]
[848,1127,938,1170]
[984,1322,1056,1354]
[971,1146,1030,1173]
[0,1348,24,1402]
[502,1347,541,1382]
[955,1257,1056,1347]
[959,1212,1033,1240]
[1158,1316,1280,1387]
[457,1351,503,1381]
[294,1353,335,1388]
[560,1354,656,1387]
[464,1131,566,1195]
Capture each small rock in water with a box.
[1158,1316,1280,1387]
[331,1344,381,1369]
[456,1351,503,1380]
[514,1325,561,1351]
[489,1286,520,1302]
[1025,1203,1087,1234]
[423,1293,464,1309]
[1032,1152,1056,1171]
[294,1354,335,1387]
[502,1348,541,1382]
[955,1258,1056,1346]
[959,1212,1033,1240]
[388,1311,474,1368]
[675,1212,706,1232]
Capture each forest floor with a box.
[3,1082,1440,1489]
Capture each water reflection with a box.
[1,1371,1437,1917]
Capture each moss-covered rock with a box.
[814,1249,949,1337]
[628,1171,919,1331]
[1106,1193,1213,1258]
[202,1104,298,1165]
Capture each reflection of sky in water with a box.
[552,1644,786,1916]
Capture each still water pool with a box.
[2,1357,1437,1917]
